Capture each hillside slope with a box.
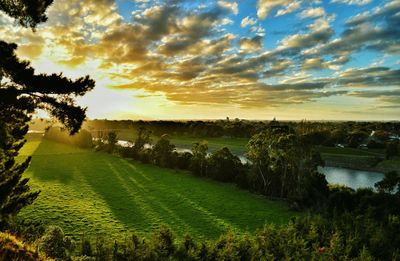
[18,135,297,240]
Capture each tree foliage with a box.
[152,134,175,168]
[208,147,243,182]
[246,126,327,204]
[0,0,53,28]
[375,171,399,194]
[190,141,208,176]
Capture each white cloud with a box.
[257,0,286,19]
[299,7,326,19]
[331,0,372,6]
[257,0,301,19]
[241,16,257,27]
[276,1,301,17]
[218,1,239,15]
[250,25,266,36]
[221,18,234,25]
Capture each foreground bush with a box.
[56,214,397,261]
[5,212,400,260]
[0,232,50,261]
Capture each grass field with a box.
[17,134,297,241]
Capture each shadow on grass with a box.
[80,156,227,238]
[27,140,296,239]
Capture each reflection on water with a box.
[319,166,384,190]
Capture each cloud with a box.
[348,88,400,108]
[331,0,372,6]
[299,7,325,19]
[337,67,400,87]
[250,25,266,36]
[303,2,400,72]
[257,0,300,19]
[2,0,399,115]
[349,89,400,98]
[279,18,334,49]
[241,16,256,27]
[302,58,327,70]
[264,59,292,77]
[276,1,301,17]
[239,36,263,52]
[218,1,239,15]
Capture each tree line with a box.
[4,205,400,260]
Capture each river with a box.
[319,166,384,190]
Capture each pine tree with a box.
[0,0,95,225]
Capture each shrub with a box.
[152,225,175,258]
[38,226,73,260]
[80,235,92,257]
[0,232,49,261]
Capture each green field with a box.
[18,134,296,240]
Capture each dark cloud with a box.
[239,35,263,51]
[349,89,400,98]
[338,67,400,87]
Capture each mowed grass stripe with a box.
[20,137,297,240]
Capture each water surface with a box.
[319,166,384,189]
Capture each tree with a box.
[133,127,152,156]
[152,135,175,168]
[176,152,192,170]
[246,127,327,201]
[190,142,208,176]
[375,171,399,194]
[246,131,273,195]
[347,130,368,148]
[0,1,95,225]
[208,147,243,182]
[106,131,118,153]
[386,141,399,160]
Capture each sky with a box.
[1,0,399,120]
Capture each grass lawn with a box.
[376,158,400,170]
[18,135,297,241]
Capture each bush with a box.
[0,232,49,261]
[152,225,175,258]
[21,214,397,261]
[80,235,92,257]
[38,226,73,260]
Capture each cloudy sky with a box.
[1,0,399,120]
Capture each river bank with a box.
[323,153,400,173]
